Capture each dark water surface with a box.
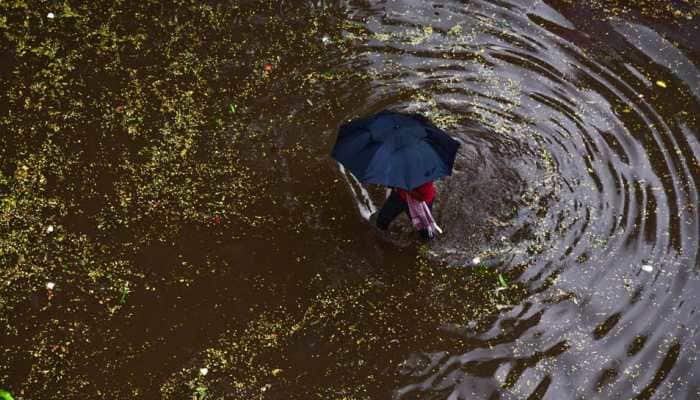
[1,0,698,399]
[345,1,700,399]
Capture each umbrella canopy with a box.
[331,111,460,190]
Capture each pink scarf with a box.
[406,196,442,238]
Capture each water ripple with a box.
[346,0,700,398]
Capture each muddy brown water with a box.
[1,0,699,399]
[346,2,700,399]
[335,1,699,398]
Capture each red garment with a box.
[397,181,436,203]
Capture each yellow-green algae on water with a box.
[559,0,699,20]
[158,246,530,399]
[0,0,364,398]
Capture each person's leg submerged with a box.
[418,200,434,240]
[376,190,407,230]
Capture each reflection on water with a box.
[1,0,698,399]
[348,0,699,398]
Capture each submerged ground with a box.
[1,1,699,399]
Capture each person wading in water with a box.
[375,180,440,240]
[331,110,458,242]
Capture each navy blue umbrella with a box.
[331,111,460,190]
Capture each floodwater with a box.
[1,0,698,399]
[347,1,700,399]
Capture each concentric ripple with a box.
[345,0,699,398]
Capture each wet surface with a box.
[1,0,699,399]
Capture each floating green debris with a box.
[194,385,207,400]
[656,80,668,88]
[498,274,509,288]
[495,19,510,28]
[473,264,489,276]
[408,25,433,45]
[0,390,15,400]
[119,284,130,304]
[373,32,392,42]
[0,0,363,397]
[447,24,463,36]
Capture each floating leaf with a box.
[119,284,130,304]
[194,385,207,400]
[0,390,15,400]
[228,103,236,113]
[473,265,489,276]
[655,80,667,88]
[498,273,508,288]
